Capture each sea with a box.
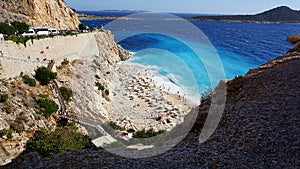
[80,11,300,99]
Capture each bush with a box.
[9,36,30,47]
[22,75,36,87]
[60,87,73,102]
[106,121,125,131]
[78,23,87,30]
[25,124,93,157]
[0,94,9,103]
[6,128,14,139]
[95,82,105,91]
[37,98,59,118]
[38,94,49,99]
[0,22,15,36]
[105,89,110,96]
[133,128,165,138]
[11,21,29,34]
[34,66,57,85]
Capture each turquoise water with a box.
[120,33,257,95]
[81,14,300,96]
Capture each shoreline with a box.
[103,61,197,132]
[119,60,200,105]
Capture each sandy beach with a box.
[103,62,197,132]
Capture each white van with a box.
[49,28,59,35]
[35,27,49,36]
[21,28,36,37]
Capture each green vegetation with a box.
[105,89,110,96]
[22,75,37,87]
[59,87,73,102]
[95,82,105,91]
[78,23,87,31]
[8,36,32,47]
[106,121,125,131]
[25,124,93,157]
[61,58,70,66]
[37,98,59,118]
[0,94,9,103]
[95,75,100,79]
[6,128,14,139]
[127,128,135,133]
[11,21,29,34]
[34,66,57,85]
[133,128,166,138]
[0,22,15,36]
[38,94,49,99]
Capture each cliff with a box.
[3,39,299,168]
[0,0,80,29]
[190,6,300,23]
[0,31,130,165]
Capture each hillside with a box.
[190,6,300,23]
[0,31,130,165]
[0,0,80,29]
[4,39,300,168]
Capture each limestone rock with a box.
[0,0,80,30]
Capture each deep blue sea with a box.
[80,11,300,96]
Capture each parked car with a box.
[49,28,59,35]
[21,28,36,37]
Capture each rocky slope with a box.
[0,77,57,165]
[4,41,299,168]
[0,30,130,166]
[0,0,80,29]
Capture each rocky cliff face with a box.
[0,0,80,29]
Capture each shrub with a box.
[59,87,73,102]
[0,22,15,36]
[22,75,36,87]
[133,128,165,138]
[127,128,135,133]
[105,89,110,96]
[9,36,29,47]
[6,128,14,139]
[61,58,69,66]
[37,98,59,118]
[106,121,125,131]
[39,94,49,99]
[78,23,87,31]
[34,66,57,85]
[11,21,29,34]
[25,124,93,157]
[95,82,105,91]
[0,94,9,103]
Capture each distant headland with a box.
[189,6,300,23]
